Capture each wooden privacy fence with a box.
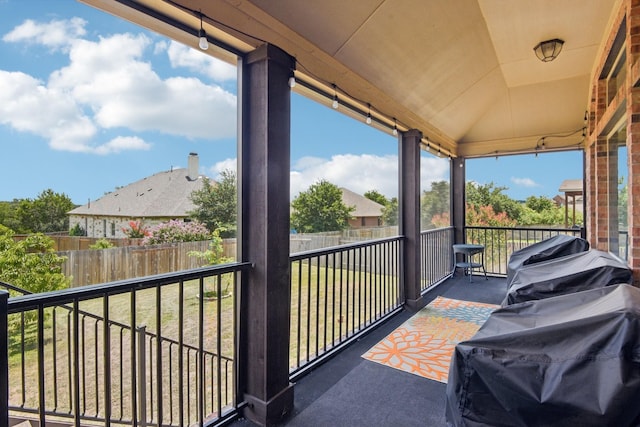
[59,240,237,287]
[56,227,397,287]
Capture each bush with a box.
[89,238,115,249]
[122,220,150,238]
[142,220,211,245]
[0,225,70,294]
[69,223,85,236]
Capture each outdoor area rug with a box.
[362,296,499,383]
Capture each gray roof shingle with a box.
[68,168,208,218]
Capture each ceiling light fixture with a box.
[533,38,564,62]
[392,118,398,136]
[198,12,209,51]
[332,85,339,109]
[366,104,372,125]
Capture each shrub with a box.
[0,225,70,294]
[122,220,150,238]
[69,223,85,236]
[89,238,115,249]
[142,220,211,245]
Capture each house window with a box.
[103,219,107,237]
[111,222,116,236]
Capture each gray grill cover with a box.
[446,284,640,427]
[503,249,631,306]
[506,235,589,286]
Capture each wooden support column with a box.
[238,43,295,426]
[451,157,465,244]
[400,129,424,310]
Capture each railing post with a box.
[137,325,147,427]
[0,291,8,427]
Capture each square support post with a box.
[451,157,465,244]
[238,43,295,426]
[400,130,424,310]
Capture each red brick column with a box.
[628,0,640,283]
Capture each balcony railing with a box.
[289,236,403,380]
[0,262,251,427]
[1,225,620,426]
[420,227,454,292]
[465,226,585,275]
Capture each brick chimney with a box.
[187,152,199,181]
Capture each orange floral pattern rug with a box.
[362,297,498,383]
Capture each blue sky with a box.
[0,0,590,205]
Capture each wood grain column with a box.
[238,43,295,426]
[400,129,424,310]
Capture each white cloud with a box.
[210,158,237,177]
[511,177,539,187]
[0,20,237,154]
[198,154,450,200]
[0,70,97,152]
[166,41,236,81]
[94,136,152,155]
[3,17,87,51]
[291,153,450,199]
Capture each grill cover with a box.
[506,235,589,286]
[503,249,631,306]
[446,284,640,427]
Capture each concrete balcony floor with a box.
[232,273,507,427]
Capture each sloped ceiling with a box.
[83,0,621,157]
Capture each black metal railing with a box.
[464,226,584,275]
[420,227,454,293]
[0,262,251,427]
[289,237,403,379]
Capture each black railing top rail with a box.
[7,262,252,313]
[290,235,404,262]
[420,226,453,235]
[0,281,31,296]
[465,225,583,233]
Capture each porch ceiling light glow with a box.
[533,38,564,62]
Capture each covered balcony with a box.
[2,0,639,426]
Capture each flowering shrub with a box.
[466,204,516,227]
[122,220,150,238]
[142,220,211,245]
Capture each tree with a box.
[291,180,355,233]
[0,225,70,294]
[0,200,20,231]
[525,195,554,213]
[619,177,628,228]
[382,197,398,226]
[189,170,237,238]
[364,189,388,206]
[422,180,450,229]
[15,189,76,233]
[466,182,522,222]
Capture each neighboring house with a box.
[340,187,385,228]
[68,153,208,238]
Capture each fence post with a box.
[137,325,147,427]
[0,291,8,427]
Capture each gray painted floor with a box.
[231,274,506,427]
